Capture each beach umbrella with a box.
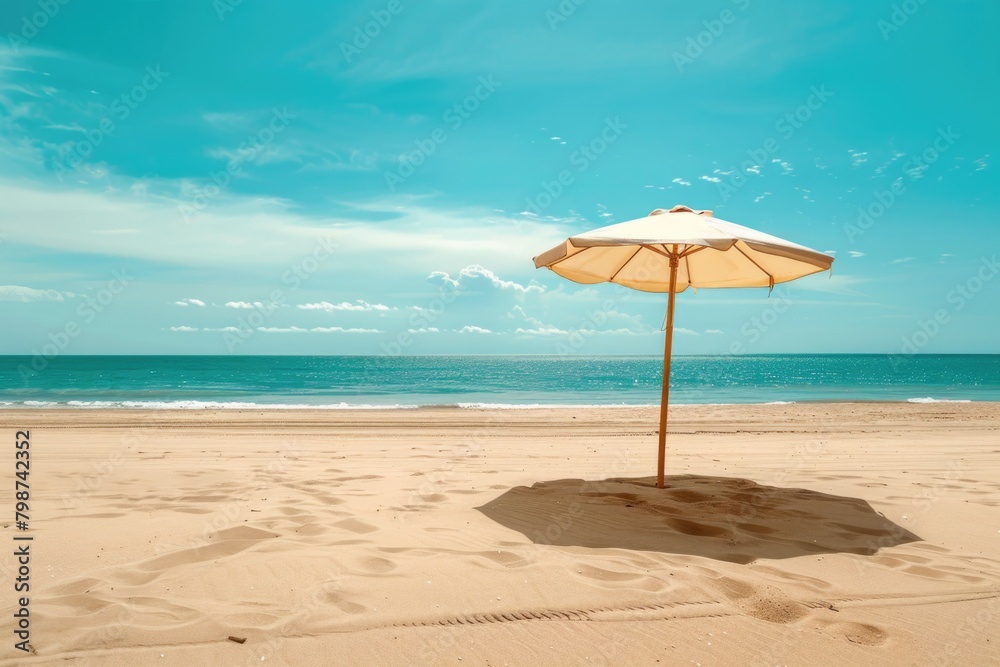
[533,205,833,488]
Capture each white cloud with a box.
[169,326,199,332]
[514,326,569,336]
[407,327,440,333]
[753,191,772,203]
[874,150,905,175]
[297,300,393,312]
[699,175,721,184]
[675,327,700,335]
[705,329,724,334]
[974,155,988,171]
[429,265,544,296]
[174,298,205,307]
[849,149,868,167]
[458,325,492,334]
[256,326,382,333]
[225,301,265,309]
[848,251,865,258]
[671,177,691,187]
[0,285,70,302]
[0,179,570,278]
[771,159,793,174]
[891,257,915,264]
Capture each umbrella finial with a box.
[652,205,714,217]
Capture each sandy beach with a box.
[1,402,998,665]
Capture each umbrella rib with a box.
[678,245,709,259]
[641,244,674,259]
[609,246,643,282]
[684,253,693,289]
[734,243,776,288]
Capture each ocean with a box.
[0,354,997,409]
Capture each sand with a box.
[0,402,998,666]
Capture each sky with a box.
[0,0,997,356]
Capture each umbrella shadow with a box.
[475,475,921,564]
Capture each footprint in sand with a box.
[354,556,397,574]
[477,550,530,569]
[664,517,729,538]
[820,620,889,646]
[322,591,367,614]
[714,578,808,624]
[334,518,378,534]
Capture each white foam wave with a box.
[454,402,656,410]
[9,400,423,410]
[906,397,972,404]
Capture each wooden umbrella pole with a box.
[657,254,680,489]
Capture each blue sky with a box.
[1,0,997,356]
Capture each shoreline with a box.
[0,397,993,411]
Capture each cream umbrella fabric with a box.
[533,205,834,488]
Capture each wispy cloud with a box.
[174,298,205,307]
[168,325,383,333]
[848,250,865,258]
[430,265,545,295]
[891,257,914,264]
[297,300,393,312]
[672,177,691,186]
[257,326,383,333]
[225,301,274,309]
[458,325,492,334]
[771,158,793,174]
[0,285,73,302]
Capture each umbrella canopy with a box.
[533,205,834,488]
[534,205,833,292]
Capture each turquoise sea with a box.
[0,355,997,408]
